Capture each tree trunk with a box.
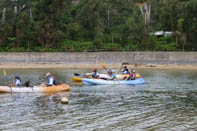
[2,8,6,24]
[30,8,33,22]
[111,34,114,43]
[176,34,179,48]
[183,34,187,51]
[138,2,151,50]
[12,6,17,47]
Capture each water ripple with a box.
[0,69,197,130]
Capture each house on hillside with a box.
[151,31,175,37]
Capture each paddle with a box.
[74,73,81,76]
[100,61,107,69]
[100,60,122,84]
[113,76,120,85]
[3,69,8,84]
[74,73,89,78]
[3,69,12,92]
[100,60,109,74]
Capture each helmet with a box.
[133,70,136,73]
[45,72,51,77]
[112,70,115,73]
[93,68,97,72]
[124,66,127,68]
[15,74,20,79]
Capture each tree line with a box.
[0,0,196,52]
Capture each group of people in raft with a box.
[9,72,56,88]
[90,66,136,80]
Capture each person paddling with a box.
[127,69,136,80]
[13,75,21,88]
[107,68,113,76]
[45,72,56,86]
[109,70,116,80]
[8,75,21,87]
[91,68,99,78]
[122,66,130,74]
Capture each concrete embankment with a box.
[0,52,197,69]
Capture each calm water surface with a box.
[0,68,197,130]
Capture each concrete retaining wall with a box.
[0,52,196,65]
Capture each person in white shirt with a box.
[13,75,21,88]
[45,72,55,86]
[91,68,99,78]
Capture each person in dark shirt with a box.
[122,66,130,74]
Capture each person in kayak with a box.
[122,66,130,74]
[127,69,136,80]
[91,68,99,78]
[107,68,117,79]
[109,70,116,80]
[13,75,21,88]
[45,72,56,86]
[107,68,113,76]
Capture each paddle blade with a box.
[100,61,107,69]
[74,73,81,76]
[3,69,7,76]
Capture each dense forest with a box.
[0,0,196,52]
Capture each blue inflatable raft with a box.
[82,78,145,85]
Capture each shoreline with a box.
[1,52,197,70]
[0,63,197,70]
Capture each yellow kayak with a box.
[116,73,141,79]
[136,73,141,78]
[71,77,82,82]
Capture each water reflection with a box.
[32,92,70,120]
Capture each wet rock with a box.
[61,97,69,104]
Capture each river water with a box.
[0,68,197,130]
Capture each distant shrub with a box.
[59,40,97,51]
[104,43,122,51]
[6,47,25,52]
[150,35,176,51]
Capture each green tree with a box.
[183,0,197,50]
[33,0,72,48]
[124,5,144,50]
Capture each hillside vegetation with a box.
[0,0,196,52]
